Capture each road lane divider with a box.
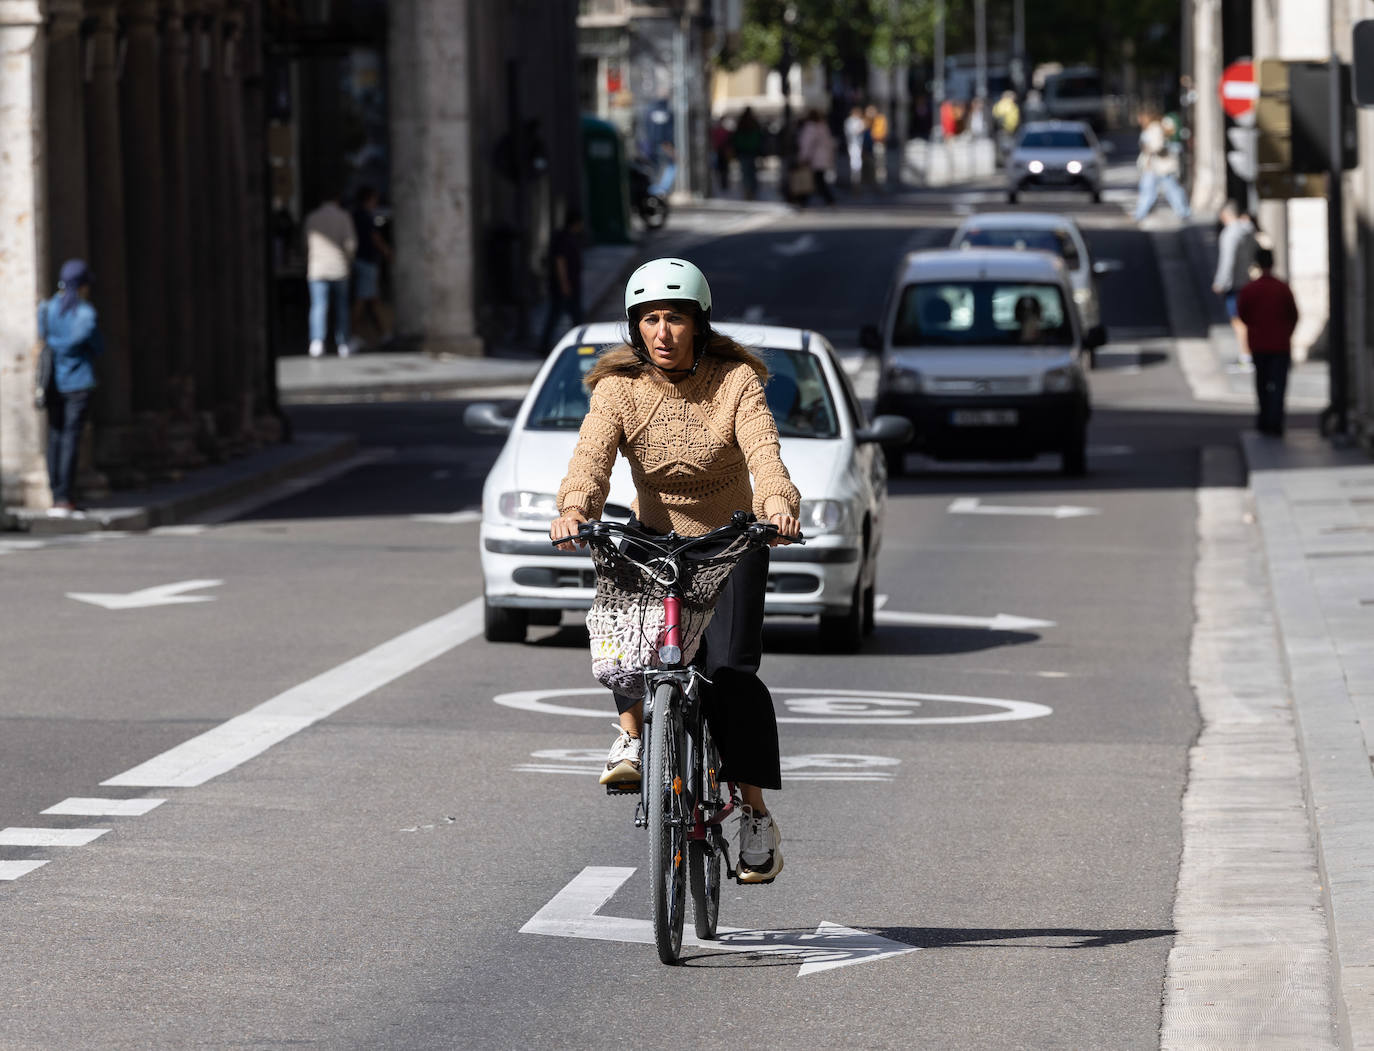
[103,598,484,788]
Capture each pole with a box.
[1324,52,1348,439]
[974,0,988,107]
[933,0,945,140]
[673,18,691,197]
[1012,0,1025,97]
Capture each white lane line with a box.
[411,510,482,525]
[0,828,110,847]
[102,598,484,788]
[0,861,49,881]
[42,797,166,817]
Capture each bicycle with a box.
[554,511,801,964]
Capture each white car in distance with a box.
[950,211,1122,366]
[464,322,911,652]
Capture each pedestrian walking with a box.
[844,105,866,181]
[1236,248,1299,437]
[351,185,392,349]
[304,189,358,357]
[37,259,105,516]
[1212,200,1258,367]
[860,105,880,192]
[1133,109,1191,223]
[796,109,836,206]
[710,118,733,193]
[732,107,763,201]
[539,209,585,350]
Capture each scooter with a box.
[628,155,671,229]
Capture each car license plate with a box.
[950,409,1018,426]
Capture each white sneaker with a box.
[337,340,353,358]
[737,805,782,883]
[308,340,324,358]
[598,724,642,785]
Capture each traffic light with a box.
[1287,61,1357,174]
[1226,126,1257,182]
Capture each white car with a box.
[949,211,1121,365]
[861,248,1092,476]
[1006,120,1106,204]
[464,322,910,652]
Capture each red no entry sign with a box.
[1219,60,1258,119]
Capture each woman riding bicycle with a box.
[550,257,801,884]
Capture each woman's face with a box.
[637,301,697,373]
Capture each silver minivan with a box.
[860,248,1092,476]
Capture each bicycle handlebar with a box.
[550,510,804,553]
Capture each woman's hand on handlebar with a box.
[550,509,588,549]
[768,511,802,547]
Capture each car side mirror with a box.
[463,401,514,435]
[1092,259,1123,275]
[1086,324,1107,349]
[855,414,914,446]
[859,324,883,352]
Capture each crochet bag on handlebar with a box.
[585,532,752,693]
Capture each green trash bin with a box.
[581,115,631,245]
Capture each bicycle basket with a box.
[585,533,752,693]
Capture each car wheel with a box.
[1087,347,1098,370]
[1062,428,1088,477]
[862,580,876,636]
[819,578,864,653]
[484,600,528,643]
[528,609,562,627]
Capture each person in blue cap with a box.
[37,259,105,516]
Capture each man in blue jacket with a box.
[38,259,104,515]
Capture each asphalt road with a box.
[0,188,1256,1049]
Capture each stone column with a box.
[195,0,230,433]
[121,0,169,449]
[45,0,87,272]
[0,0,49,508]
[390,0,483,357]
[182,0,214,423]
[159,0,202,463]
[238,0,274,438]
[84,0,138,476]
[219,0,248,441]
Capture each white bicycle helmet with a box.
[624,257,712,320]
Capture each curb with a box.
[1244,431,1374,1050]
[5,432,359,534]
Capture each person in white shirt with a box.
[304,190,358,357]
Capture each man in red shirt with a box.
[1236,248,1299,436]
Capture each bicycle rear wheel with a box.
[688,720,722,940]
[647,681,689,964]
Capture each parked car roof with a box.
[898,248,1068,283]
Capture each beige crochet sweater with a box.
[556,355,801,536]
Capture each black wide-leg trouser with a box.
[610,521,782,791]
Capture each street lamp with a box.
[779,3,798,155]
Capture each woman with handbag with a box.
[37,259,105,516]
[549,257,802,884]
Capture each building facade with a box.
[0,0,582,510]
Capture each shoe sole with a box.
[598,760,642,786]
[736,854,783,885]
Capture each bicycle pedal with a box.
[605,782,641,796]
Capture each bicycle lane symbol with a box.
[493,687,1053,726]
[514,750,900,781]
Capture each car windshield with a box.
[524,343,840,439]
[1051,76,1101,99]
[892,281,1075,347]
[957,228,1080,268]
[1019,129,1090,149]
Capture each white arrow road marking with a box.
[410,510,482,525]
[771,232,819,257]
[521,866,920,975]
[0,827,110,846]
[874,609,1056,632]
[103,598,484,787]
[66,579,223,610]
[948,497,1100,519]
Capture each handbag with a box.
[788,164,816,198]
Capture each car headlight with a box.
[885,365,922,393]
[1073,287,1093,306]
[1027,159,1045,174]
[497,490,560,524]
[1066,160,1083,174]
[799,499,847,534]
[1043,366,1076,393]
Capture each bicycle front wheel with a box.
[688,719,723,940]
[647,681,689,964]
